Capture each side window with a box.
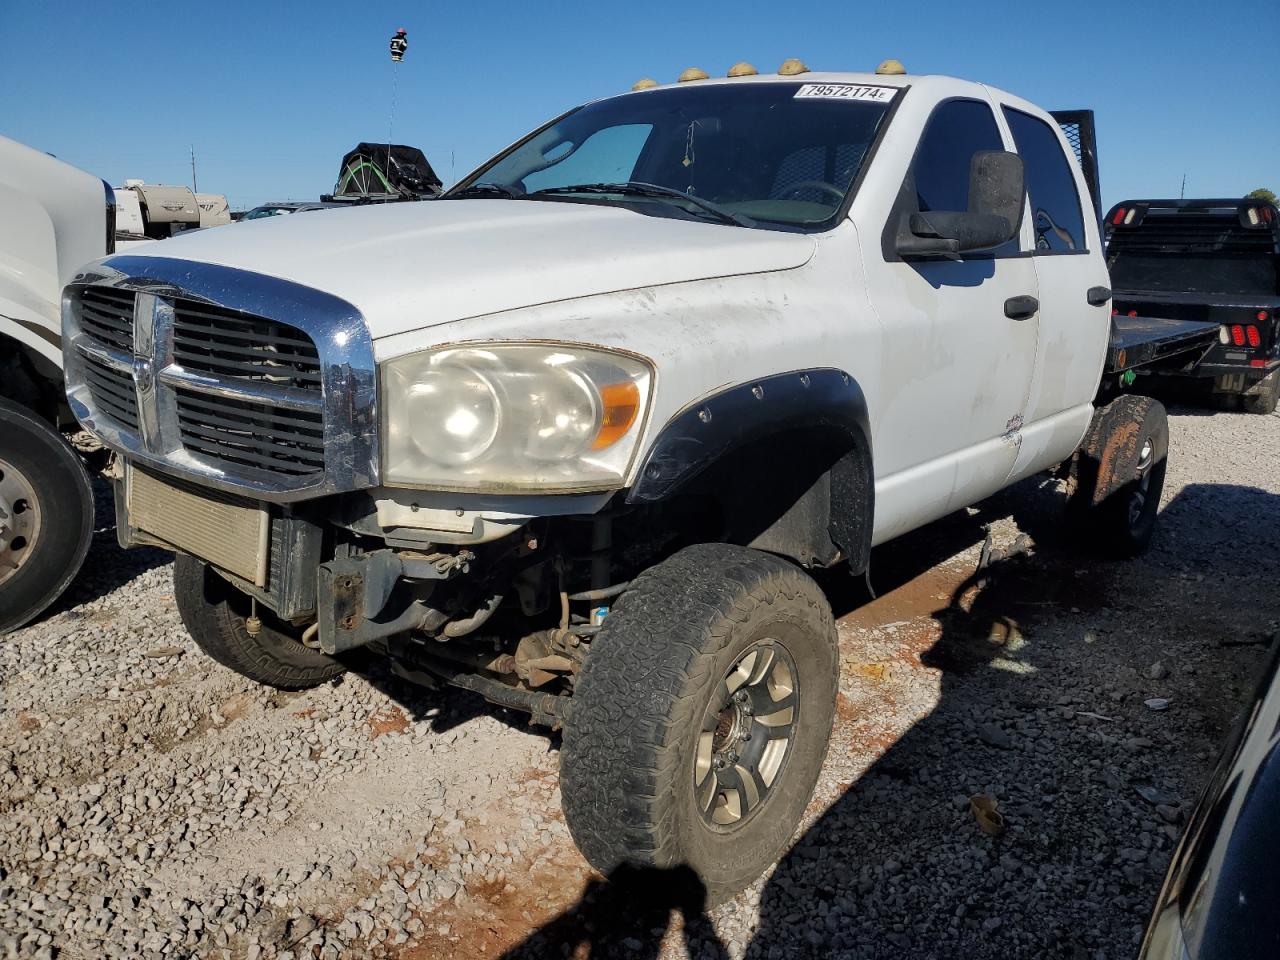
[910,99,1017,256]
[521,124,652,192]
[1002,108,1086,253]
[913,100,1005,213]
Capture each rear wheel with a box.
[560,543,838,905]
[0,398,94,634]
[1242,369,1279,415]
[1069,395,1168,558]
[173,553,344,689]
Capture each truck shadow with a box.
[493,478,1278,958]
[742,479,1278,958]
[499,864,730,960]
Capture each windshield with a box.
[453,82,895,228]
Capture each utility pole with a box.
[190,145,198,194]
[1180,173,1186,199]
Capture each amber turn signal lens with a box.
[592,381,641,449]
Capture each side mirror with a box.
[896,150,1025,259]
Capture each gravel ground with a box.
[2,404,1277,960]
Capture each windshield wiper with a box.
[447,182,526,200]
[529,182,756,227]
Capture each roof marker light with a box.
[727,61,758,77]
[875,59,906,75]
[678,67,709,82]
[632,77,658,91]
[778,58,809,76]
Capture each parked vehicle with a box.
[1106,198,1280,414]
[0,135,110,633]
[61,63,1216,900]
[1139,642,1280,960]
[323,142,442,203]
[113,181,231,248]
[240,201,345,220]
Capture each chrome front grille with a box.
[77,287,141,433]
[167,298,327,481]
[171,300,324,388]
[174,388,325,478]
[62,255,379,502]
[79,287,135,353]
[80,352,140,432]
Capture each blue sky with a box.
[2,0,1276,211]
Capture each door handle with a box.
[1004,295,1039,321]
[1086,285,1112,306]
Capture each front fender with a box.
[627,368,875,571]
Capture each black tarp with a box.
[333,143,442,200]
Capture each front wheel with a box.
[173,554,344,689]
[560,543,838,905]
[0,398,94,634]
[1069,395,1169,558]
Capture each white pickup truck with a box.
[62,65,1199,900]
[1,136,112,633]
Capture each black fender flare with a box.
[627,368,874,571]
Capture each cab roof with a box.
[612,70,1020,108]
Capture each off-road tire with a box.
[1069,395,1168,558]
[0,397,94,634]
[173,553,344,689]
[1242,369,1279,415]
[560,543,838,905]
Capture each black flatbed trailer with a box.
[1046,113,1227,390]
[1103,196,1280,412]
[1105,314,1219,375]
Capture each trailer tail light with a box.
[1240,204,1275,229]
[1218,325,1231,345]
[1251,359,1266,368]
[1127,310,1138,318]
[1246,326,1261,348]
[1230,325,1246,346]
[1112,308,1119,317]
[1258,310,1270,323]
[1111,208,1126,225]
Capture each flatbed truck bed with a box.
[1106,314,1219,375]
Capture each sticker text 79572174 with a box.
[793,84,896,103]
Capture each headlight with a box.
[381,344,653,492]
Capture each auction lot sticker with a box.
[794,83,896,102]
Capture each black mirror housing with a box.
[968,150,1025,239]
[895,149,1025,259]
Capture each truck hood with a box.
[123,199,816,339]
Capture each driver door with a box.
[863,97,1040,543]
